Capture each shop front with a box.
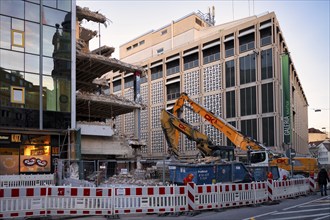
[0,133,61,175]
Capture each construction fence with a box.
[0,176,317,219]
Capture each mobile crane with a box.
[164,92,317,176]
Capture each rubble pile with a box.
[102,169,164,186]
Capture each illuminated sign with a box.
[11,134,21,143]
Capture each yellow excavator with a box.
[162,92,318,176]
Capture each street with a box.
[48,192,330,220]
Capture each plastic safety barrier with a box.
[0,174,54,187]
[0,178,314,219]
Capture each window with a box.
[261,49,273,79]
[133,43,138,48]
[161,30,167,35]
[140,76,147,84]
[203,45,220,64]
[124,75,134,89]
[261,82,273,113]
[139,40,145,45]
[195,18,202,26]
[157,48,164,55]
[226,121,236,146]
[262,117,274,146]
[240,54,256,84]
[239,33,255,53]
[113,80,121,92]
[240,86,256,116]
[184,53,199,70]
[151,65,163,80]
[225,40,234,57]
[225,60,235,88]
[226,91,235,118]
[127,46,132,51]
[260,27,272,46]
[11,30,24,47]
[241,119,257,141]
[166,82,180,101]
[166,59,180,76]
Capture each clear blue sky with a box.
[77,0,330,134]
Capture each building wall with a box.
[115,12,309,159]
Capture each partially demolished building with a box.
[74,6,146,177]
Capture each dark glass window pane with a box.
[0,0,24,19]
[25,21,40,54]
[183,53,199,70]
[225,40,234,58]
[262,82,274,113]
[241,119,257,140]
[166,59,180,76]
[226,91,235,118]
[113,80,121,92]
[25,72,40,110]
[239,33,255,53]
[240,54,256,84]
[0,16,11,49]
[25,2,40,22]
[140,76,147,84]
[225,60,235,88]
[227,121,236,146]
[262,117,274,146]
[260,27,272,47]
[203,46,220,64]
[151,65,163,80]
[43,111,71,129]
[240,86,256,116]
[166,82,180,101]
[124,75,134,88]
[261,49,273,79]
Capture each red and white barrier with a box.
[0,174,54,187]
[0,178,313,219]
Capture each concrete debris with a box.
[76,6,108,25]
[102,169,164,186]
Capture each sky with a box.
[77,0,330,134]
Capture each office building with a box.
[115,11,309,159]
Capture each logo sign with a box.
[11,134,21,143]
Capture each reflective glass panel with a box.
[12,18,24,31]
[0,16,11,49]
[0,0,24,19]
[25,22,40,54]
[24,72,40,110]
[0,49,24,71]
[42,57,54,75]
[42,6,67,27]
[25,54,39,73]
[58,0,71,12]
[25,2,40,23]
[43,25,56,57]
[42,75,55,111]
[43,0,56,8]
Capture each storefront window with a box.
[20,135,51,173]
[0,143,19,175]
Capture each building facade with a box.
[0,0,75,175]
[114,11,309,159]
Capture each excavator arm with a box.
[161,109,216,157]
[172,92,267,152]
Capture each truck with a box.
[164,92,318,177]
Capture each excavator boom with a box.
[172,93,266,151]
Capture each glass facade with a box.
[0,0,73,174]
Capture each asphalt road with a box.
[47,190,330,220]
